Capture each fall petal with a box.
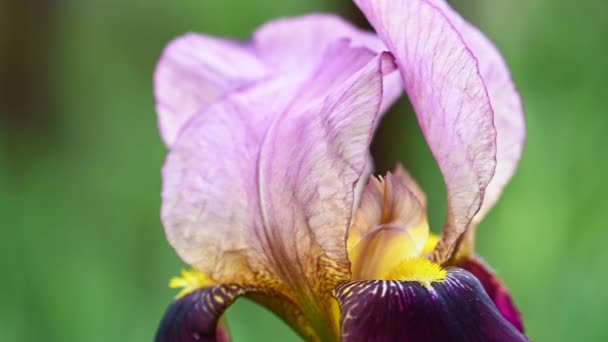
[155,285,315,342]
[355,0,498,263]
[155,286,243,342]
[333,268,529,342]
[459,257,524,332]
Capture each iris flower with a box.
[153,0,527,341]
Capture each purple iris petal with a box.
[460,257,524,332]
[334,268,529,342]
[155,286,243,342]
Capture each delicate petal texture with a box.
[154,14,402,148]
[252,14,403,114]
[254,50,393,339]
[355,0,498,263]
[426,0,526,224]
[162,43,393,339]
[460,257,524,332]
[155,285,315,342]
[333,268,529,342]
[252,14,377,75]
[154,34,267,146]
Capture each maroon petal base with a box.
[460,257,524,332]
[155,285,245,342]
[333,268,529,342]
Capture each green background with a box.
[1,0,606,341]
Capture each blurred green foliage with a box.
[1,0,607,341]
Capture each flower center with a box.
[385,256,447,288]
[348,225,446,287]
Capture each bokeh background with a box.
[1,0,606,341]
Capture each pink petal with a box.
[422,0,525,223]
[253,14,382,75]
[154,14,403,148]
[355,0,499,262]
[251,13,403,114]
[154,34,267,146]
[162,42,393,338]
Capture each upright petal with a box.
[252,50,394,339]
[161,43,393,340]
[355,0,498,263]
[425,0,526,224]
[154,34,267,146]
[154,14,403,148]
[252,14,403,114]
[333,269,529,341]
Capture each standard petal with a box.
[355,0,498,263]
[252,14,381,77]
[460,257,524,332]
[333,268,529,342]
[155,14,403,148]
[252,13,403,114]
[155,285,315,342]
[425,0,526,224]
[255,51,393,339]
[154,34,267,146]
[162,44,392,340]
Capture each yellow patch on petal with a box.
[385,257,447,289]
[421,233,440,256]
[349,225,425,280]
[169,268,215,298]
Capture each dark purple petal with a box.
[460,257,524,332]
[155,285,316,342]
[155,286,245,342]
[333,268,529,342]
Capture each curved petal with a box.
[460,257,524,332]
[333,268,529,341]
[354,0,498,263]
[252,14,378,75]
[425,0,526,224]
[155,286,242,342]
[154,34,267,146]
[154,14,403,148]
[155,285,316,342]
[162,44,394,339]
[252,13,403,115]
